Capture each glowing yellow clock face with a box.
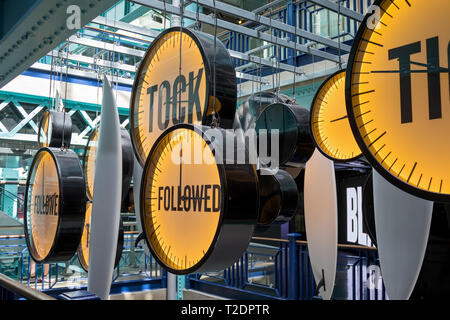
[311,70,362,161]
[27,151,60,261]
[83,128,99,200]
[141,127,222,273]
[131,29,209,166]
[78,202,92,270]
[38,111,51,147]
[346,0,450,201]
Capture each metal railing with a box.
[0,231,163,294]
[0,273,55,300]
[188,235,386,300]
[1,230,386,300]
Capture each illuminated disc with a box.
[130,27,237,167]
[27,151,60,261]
[346,0,450,202]
[83,128,134,201]
[141,127,222,273]
[24,148,86,263]
[78,202,124,271]
[38,111,51,147]
[78,202,93,271]
[37,110,72,148]
[83,128,99,200]
[311,70,362,161]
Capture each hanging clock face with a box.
[24,148,86,263]
[77,202,124,271]
[311,70,362,161]
[83,128,134,201]
[346,0,450,202]
[255,102,314,166]
[130,26,237,166]
[83,129,98,200]
[38,110,72,148]
[140,124,259,274]
[257,169,299,225]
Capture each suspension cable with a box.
[178,0,184,125]
[211,0,219,127]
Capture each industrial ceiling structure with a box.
[0,0,368,89]
[0,0,373,153]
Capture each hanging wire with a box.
[269,9,276,93]
[47,53,54,110]
[58,49,63,110]
[163,0,167,29]
[95,55,101,120]
[211,0,219,127]
[337,0,342,70]
[64,41,70,108]
[292,6,298,100]
[178,0,184,125]
[53,50,61,110]
[258,47,263,111]
[195,0,200,30]
[114,4,119,106]
[60,45,67,149]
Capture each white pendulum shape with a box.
[304,148,338,300]
[87,76,122,300]
[167,272,177,300]
[372,170,433,300]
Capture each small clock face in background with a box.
[79,202,93,270]
[311,70,362,162]
[27,151,60,261]
[84,129,99,200]
[131,29,208,166]
[83,128,134,202]
[346,0,450,201]
[78,202,124,271]
[38,111,51,147]
[141,127,222,273]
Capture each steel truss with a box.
[0,94,129,147]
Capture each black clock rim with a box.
[256,102,298,166]
[130,26,236,168]
[77,205,124,272]
[344,0,450,203]
[256,102,313,166]
[82,127,134,201]
[37,110,72,148]
[24,147,86,263]
[310,69,362,163]
[140,123,227,275]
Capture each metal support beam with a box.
[252,0,287,14]
[228,50,304,75]
[29,62,135,86]
[54,39,277,83]
[0,0,118,89]
[131,0,342,63]
[193,0,351,52]
[235,72,268,84]
[91,17,161,38]
[307,0,365,22]
[67,35,146,58]
[48,50,137,73]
